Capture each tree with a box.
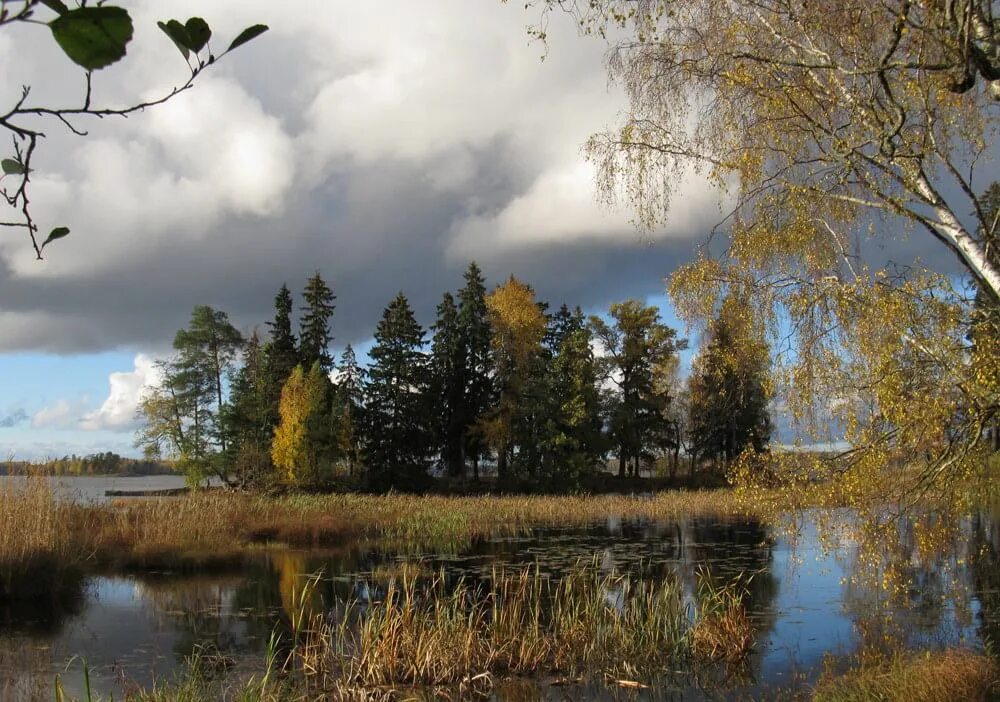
[970,183,1000,452]
[299,272,336,372]
[333,345,365,476]
[529,0,1000,499]
[430,292,467,477]
[136,306,242,485]
[262,284,301,435]
[457,262,494,479]
[531,0,1000,300]
[271,362,333,487]
[172,305,244,454]
[1,3,266,258]
[687,294,773,468]
[364,293,432,488]
[224,330,273,487]
[483,277,547,478]
[590,300,684,477]
[135,358,214,486]
[541,306,605,482]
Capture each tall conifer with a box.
[299,272,336,372]
[364,293,432,487]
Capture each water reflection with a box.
[0,508,996,700]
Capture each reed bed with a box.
[811,648,1000,702]
[294,563,753,692]
[0,476,86,599]
[0,483,753,599]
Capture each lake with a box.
[0,478,996,699]
[0,474,219,503]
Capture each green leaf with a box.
[1,158,25,175]
[49,6,133,71]
[42,227,70,248]
[39,0,70,15]
[157,19,191,59]
[227,24,268,52]
[184,17,211,53]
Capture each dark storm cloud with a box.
[0,0,976,363]
[0,152,703,354]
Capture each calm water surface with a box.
[0,479,997,700]
[0,474,200,502]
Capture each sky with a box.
[0,2,974,460]
[0,1,729,459]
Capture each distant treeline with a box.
[136,263,772,491]
[3,452,175,476]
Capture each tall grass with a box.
[299,563,753,691]
[0,486,752,598]
[0,475,86,600]
[811,648,1000,702]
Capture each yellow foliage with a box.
[271,364,328,485]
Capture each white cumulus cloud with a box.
[80,354,162,432]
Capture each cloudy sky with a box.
[0,1,733,459]
[3,1,975,460]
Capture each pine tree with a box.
[299,272,336,372]
[688,293,772,467]
[457,262,493,479]
[430,292,467,477]
[172,305,245,455]
[364,293,432,488]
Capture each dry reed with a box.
[0,475,85,599]
[292,562,753,692]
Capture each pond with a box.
[1,501,997,700]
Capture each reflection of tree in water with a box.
[970,505,1000,651]
[133,573,262,662]
[835,507,981,653]
[0,583,85,636]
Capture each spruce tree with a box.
[299,272,336,372]
[457,262,493,478]
[430,292,466,477]
[364,293,432,488]
[263,284,300,434]
[542,307,604,481]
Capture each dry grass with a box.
[295,563,753,692]
[812,648,1000,702]
[0,483,754,599]
[0,476,85,599]
[690,570,756,664]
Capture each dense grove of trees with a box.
[137,264,773,490]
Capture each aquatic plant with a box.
[297,562,753,692]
